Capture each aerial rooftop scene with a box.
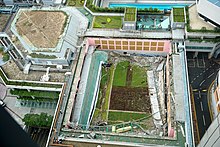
[0,0,220,147]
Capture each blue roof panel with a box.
[208,0,220,7]
[216,1,220,6]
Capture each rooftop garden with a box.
[0,67,62,88]
[173,7,185,22]
[93,16,122,29]
[124,7,137,22]
[23,113,53,128]
[67,0,84,7]
[30,53,57,59]
[10,89,60,100]
[187,37,220,43]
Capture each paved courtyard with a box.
[0,83,7,98]
[189,5,215,30]
[3,95,56,127]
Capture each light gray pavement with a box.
[172,29,185,40]
[0,83,7,99]
[147,70,163,128]
[71,46,93,126]
[4,95,31,126]
[63,45,87,126]
[3,95,56,127]
[172,54,185,122]
[85,29,172,38]
[189,4,215,30]
[187,32,220,38]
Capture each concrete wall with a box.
[88,37,171,54]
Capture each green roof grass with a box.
[113,61,129,86]
[124,7,136,22]
[131,65,147,87]
[93,16,122,29]
[108,111,149,122]
[173,8,185,22]
[126,7,136,13]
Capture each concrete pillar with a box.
[209,43,220,59]
[193,51,198,58]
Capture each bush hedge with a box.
[11,89,60,99]
[23,113,53,128]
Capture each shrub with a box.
[2,53,9,62]
[23,113,53,128]
[0,46,3,52]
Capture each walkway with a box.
[63,45,87,126]
[85,30,172,38]
[172,54,185,122]
[189,4,215,30]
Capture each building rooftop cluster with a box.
[0,0,220,147]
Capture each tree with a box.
[23,113,53,128]
[0,46,3,52]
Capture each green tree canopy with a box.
[23,113,53,128]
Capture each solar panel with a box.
[208,0,218,3]
[216,1,220,6]
[208,0,220,7]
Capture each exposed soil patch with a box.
[16,11,67,48]
[0,14,10,31]
[110,86,151,113]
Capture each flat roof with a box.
[197,0,220,26]
[208,0,220,7]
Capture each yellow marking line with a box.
[207,80,215,121]
[190,86,200,142]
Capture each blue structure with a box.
[208,0,220,7]
[109,3,190,10]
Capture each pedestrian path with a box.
[16,100,57,109]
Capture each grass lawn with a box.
[67,0,84,7]
[108,111,149,122]
[126,7,136,13]
[100,67,108,87]
[124,7,136,21]
[92,108,101,121]
[113,61,129,86]
[102,65,114,120]
[93,16,122,29]
[10,89,60,99]
[173,8,185,22]
[96,67,108,109]
[124,13,136,21]
[131,65,147,87]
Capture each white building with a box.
[197,0,220,27]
